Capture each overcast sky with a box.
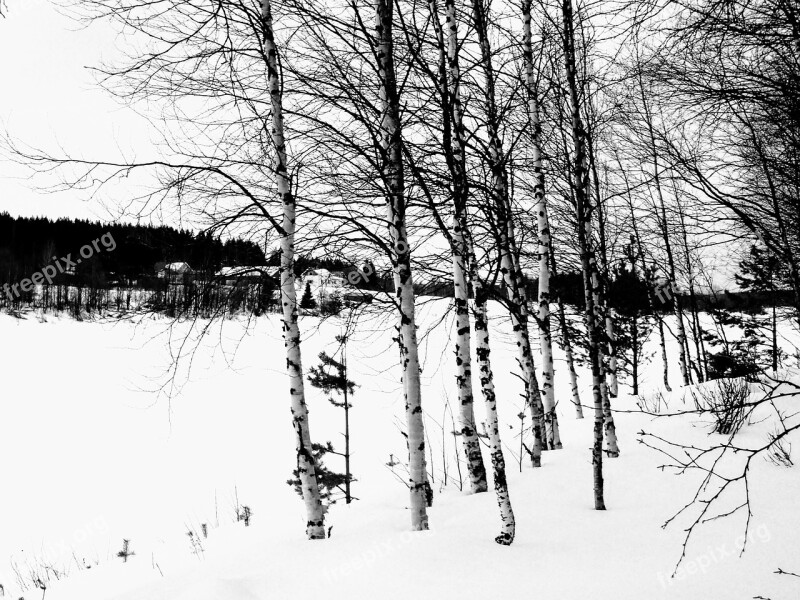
[0,1,744,289]
[0,0,155,222]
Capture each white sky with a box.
[0,1,743,289]
[0,0,155,222]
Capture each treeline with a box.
[0,213,266,287]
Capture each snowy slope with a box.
[0,301,798,600]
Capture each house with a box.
[155,262,194,283]
[216,266,274,287]
[298,268,372,305]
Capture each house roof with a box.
[302,268,332,278]
[217,266,268,277]
[161,262,193,272]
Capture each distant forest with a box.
[0,214,392,315]
[0,213,782,319]
[0,213,267,286]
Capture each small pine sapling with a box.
[116,540,134,563]
[304,338,357,503]
[287,442,351,508]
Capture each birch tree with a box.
[468,231,516,544]
[551,250,584,418]
[376,0,429,530]
[11,0,333,538]
[262,0,326,539]
[424,0,489,493]
[522,0,562,450]
[562,0,606,508]
[470,0,545,467]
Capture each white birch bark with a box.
[471,0,544,466]
[467,232,515,544]
[522,0,561,449]
[534,201,562,447]
[436,0,488,493]
[428,0,488,493]
[592,176,620,400]
[504,228,546,461]
[559,299,584,418]
[562,0,605,508]
[375,0,429,530]
[550,247,584,418]
[605,314,619,396]
[592,268,620,457]
[451,226,489,493]
[657,317,672,390]
[262,0,325,540]
[586,124,620,454]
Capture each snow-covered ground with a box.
[1,300,798,600]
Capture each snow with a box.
[0,300,798,600]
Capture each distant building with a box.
[298,268,372,304]
[156,262,194,283]
[216,266,274,287]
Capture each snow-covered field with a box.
[1,300,798,600]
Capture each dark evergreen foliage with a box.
[286,442,351,507]
[0,212,265,287]
[305,347,356,503]
[300,281,317,310]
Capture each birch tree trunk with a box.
[549,246,583,417]
[592,169,620,399]
[589,218,620,455]
[562,0,605,509]
[467,232,515,545]
[657,317,672,390]
[430,0,488,494]
[522,0,561,450]
[604,314,619,396]
[505,215,547,453]
[262,0,325,540]
[471,0,544,467]
[506,222,546,460]
[375,0,429,530]
[450,175,489,494]
[587,182,620,455]
[558,291,583,418]
[534,202,561,448]
[593,269,620,457]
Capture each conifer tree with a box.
[300,281,317,310]
[307,340,356,503]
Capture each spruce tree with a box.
[306,340,356,503]
[300,281,317,310]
